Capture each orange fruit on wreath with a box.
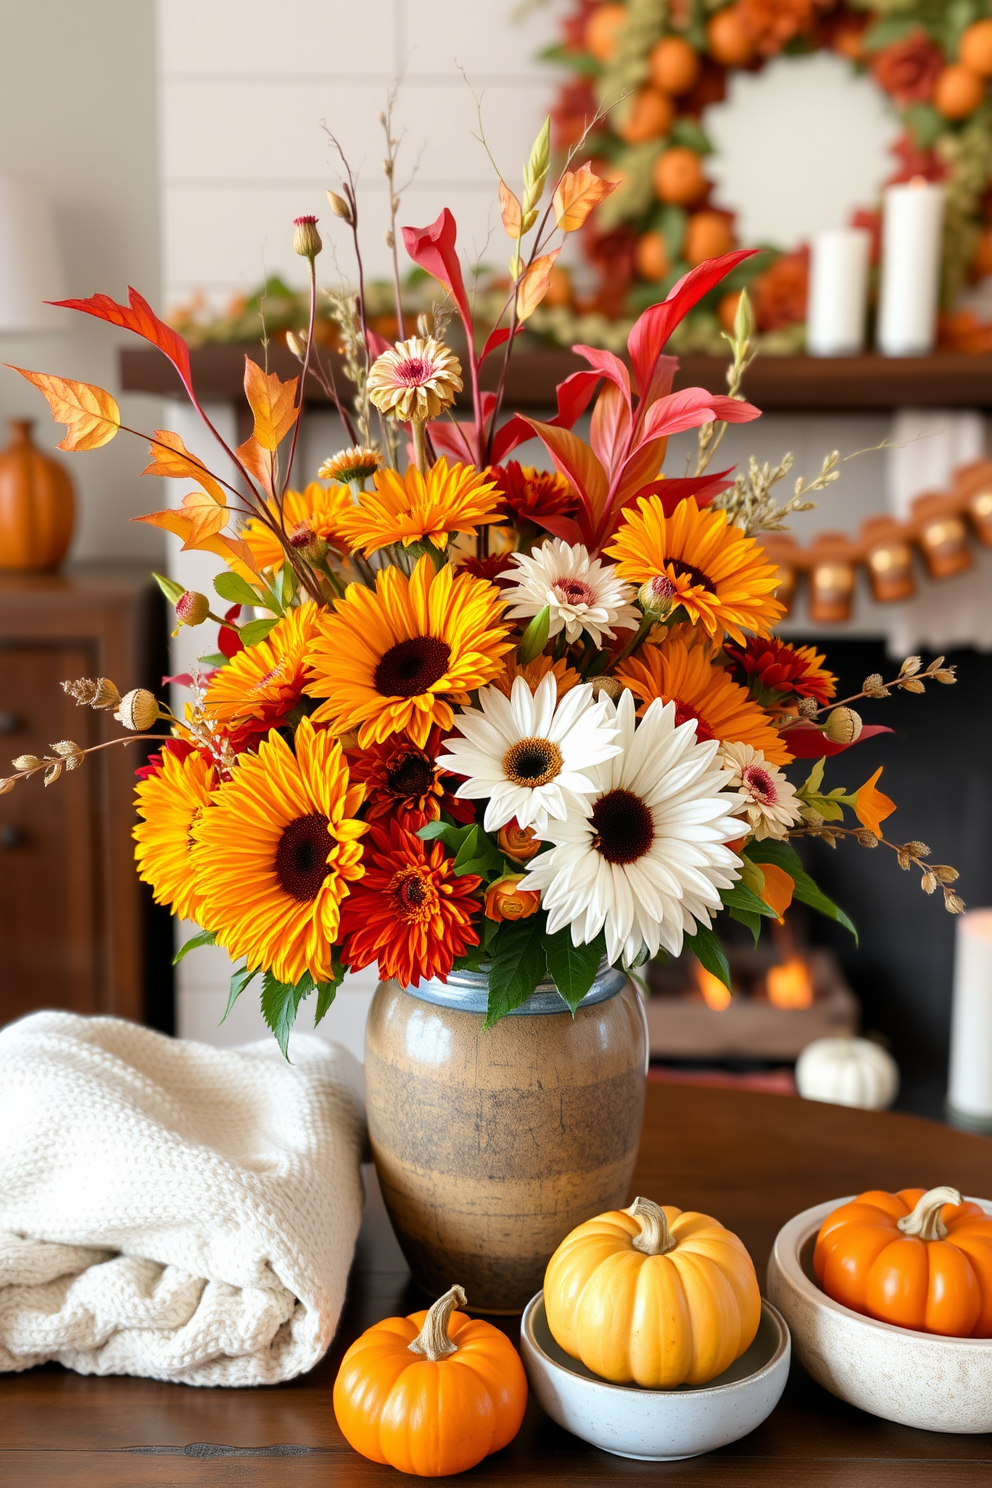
[685,211,734,267]
[933,63,986,120]
[617,86,675,143]
[585,3,626,62]
[653,146,707,205]
[706,6,756,67]
[635,229,670,282]
[649,35,701,96]
[959,19,992,78]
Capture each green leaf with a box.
[173,927,216,965]
[279,562,298,608]
[213,570,262,608]
[238,617,279,648]
[728,906,762,944]
[197,652,227,668]
[861,16,916,53]
[545,927,605,1014]
[453,825,480,871]
[904,103,945,151]
[485,913,548,1027]
[738,856,766,896]
[670,118,713,156]
[517,606,550,665]
[153,570,186,605]
[313,951,344,1028]
[684,922,731,990]
[746,840,858,943]
[260,971,308,1060]
[802,758,826,796]
[418,820,449,840]
[721,881,778,919]
[651,203,687,263]
[222,963,260,1023]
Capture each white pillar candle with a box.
[806,228,871,356]
[877,177,945,357]
[947,908,992,1128]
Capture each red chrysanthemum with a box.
[457,552,515,584]
[341,821,482,987]
[346,728,474,832]
[487,462,577,528]
[725,636,837,708]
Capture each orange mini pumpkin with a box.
[814,1186,992,1337]
[333,1284,528,1476]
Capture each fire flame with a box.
[694,961,732,1011]
[766,956,814,1010]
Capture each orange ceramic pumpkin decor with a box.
[332,1284,528,1476]
[0,419,75,571]
[543,1196,761,1388]
[814,1186,992,1337]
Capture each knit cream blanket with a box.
[0,1012,366,1386]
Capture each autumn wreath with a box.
[536,0,992,354]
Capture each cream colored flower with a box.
[318,445,381,486]
[367,337,463,422]
[719,741,802,842]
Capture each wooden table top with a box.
[4,1082,992,1486]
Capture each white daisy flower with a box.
[436,673,621,833]
[523,690,743,967]
[720,741,802,842]
[504,538,640,649]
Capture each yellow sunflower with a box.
[616,633,793,765]
[204,601,321,729]
[334,458,502,556]
[241,482,352,572]
[134,746,216,923]
[606,496,784,644]
[305,555,512,748]
[191,718,366,986]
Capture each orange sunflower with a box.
[241,482,352,571]
[606,496,784,644]
[346,728,474,832]
[305,556,512,748]
[340,820,481,987]
[191,718,366,986]
[491,653,582,699]
[335,458,502,555]
[204,601,321,730]
[134,746,216,923]
[616,633,793,765]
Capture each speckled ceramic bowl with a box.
[767,1196,992,1433]
[520,1292,790,1461]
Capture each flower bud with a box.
[638,574,678,621]
[175,590,210,627]
[0,777,15,794]
[62,676,121,710]
[496,819,541,863]
[285,330,306,358]
[293,214,322,260]
[590,676,622,702]
[823,706,862,744]
[484,875,541,923]
[326,189,353,224]
[115,688,160,732]
[13,754,41,771]
[289,522,328,566]
[51,740,84,771]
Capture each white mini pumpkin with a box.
[795,1036,899,1111]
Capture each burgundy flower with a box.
[871,30,943,109]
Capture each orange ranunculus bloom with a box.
[855,767,896,838]
[485,876,541,923]
[496,819,541,863]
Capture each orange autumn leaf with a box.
[757,862,795,922]
[5,366,120,451]
[53,287,194,398]
[244,357,298,452]
[500,179,523,238]
[516,249,561,321]
[854,767,896,838]
[552,162,618,232]
[142,429,226,503]
[134,507,259,584]
[136,491,229,550]
[236,434,276,499]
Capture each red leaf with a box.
[402,209,472,333]
[479,322,524,365]
[552,369,603,429]
[631,469,735,513]
[490,414,535,464]
[523,418,609,517]
[52,287,194,399]
[627,249,758,397]
[427,419,476,463]
[783,723,893,759]
[572,344,631,402]
[590,380,633,478]
[641,388,760,440]
[529,510,585,545]
[366,328,392,360]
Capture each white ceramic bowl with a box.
[520,1292,790,1461]
[767,1196,992,1433]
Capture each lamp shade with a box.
[0,176,66,332]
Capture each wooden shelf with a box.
[120,344,992,413]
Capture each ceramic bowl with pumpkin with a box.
[768,1188,992,1432]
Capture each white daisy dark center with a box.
[389,866,439,924]
[375,636,451,698]
[394,356,433,387]
[276,813,331,902]
[743,764,777,805]
[386,749,434,799]
[552,577,596,606]
[591,788,655,865]
[502,736,563,788]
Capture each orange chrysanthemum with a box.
[606,496,784,644]
[616,634,793,765]
[305,556,512,748]
[335,458,502,555]
[491,653,582,700]
[134,746,216,923]
[340,820,481,987]
[487,462,576,527]
[204,601,321,730]
[346,728,474,833]
[191,719,366,986]
[241,482,352,571]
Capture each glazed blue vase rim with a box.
[400,960,627,1016]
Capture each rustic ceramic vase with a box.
[0,419,75,571]
[364,964,648,1314]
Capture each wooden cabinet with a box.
[0,567,168,1027]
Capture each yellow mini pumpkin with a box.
[544,1197,761,1388]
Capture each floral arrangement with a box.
[540,1,992,354]
[1,120,963,1054]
